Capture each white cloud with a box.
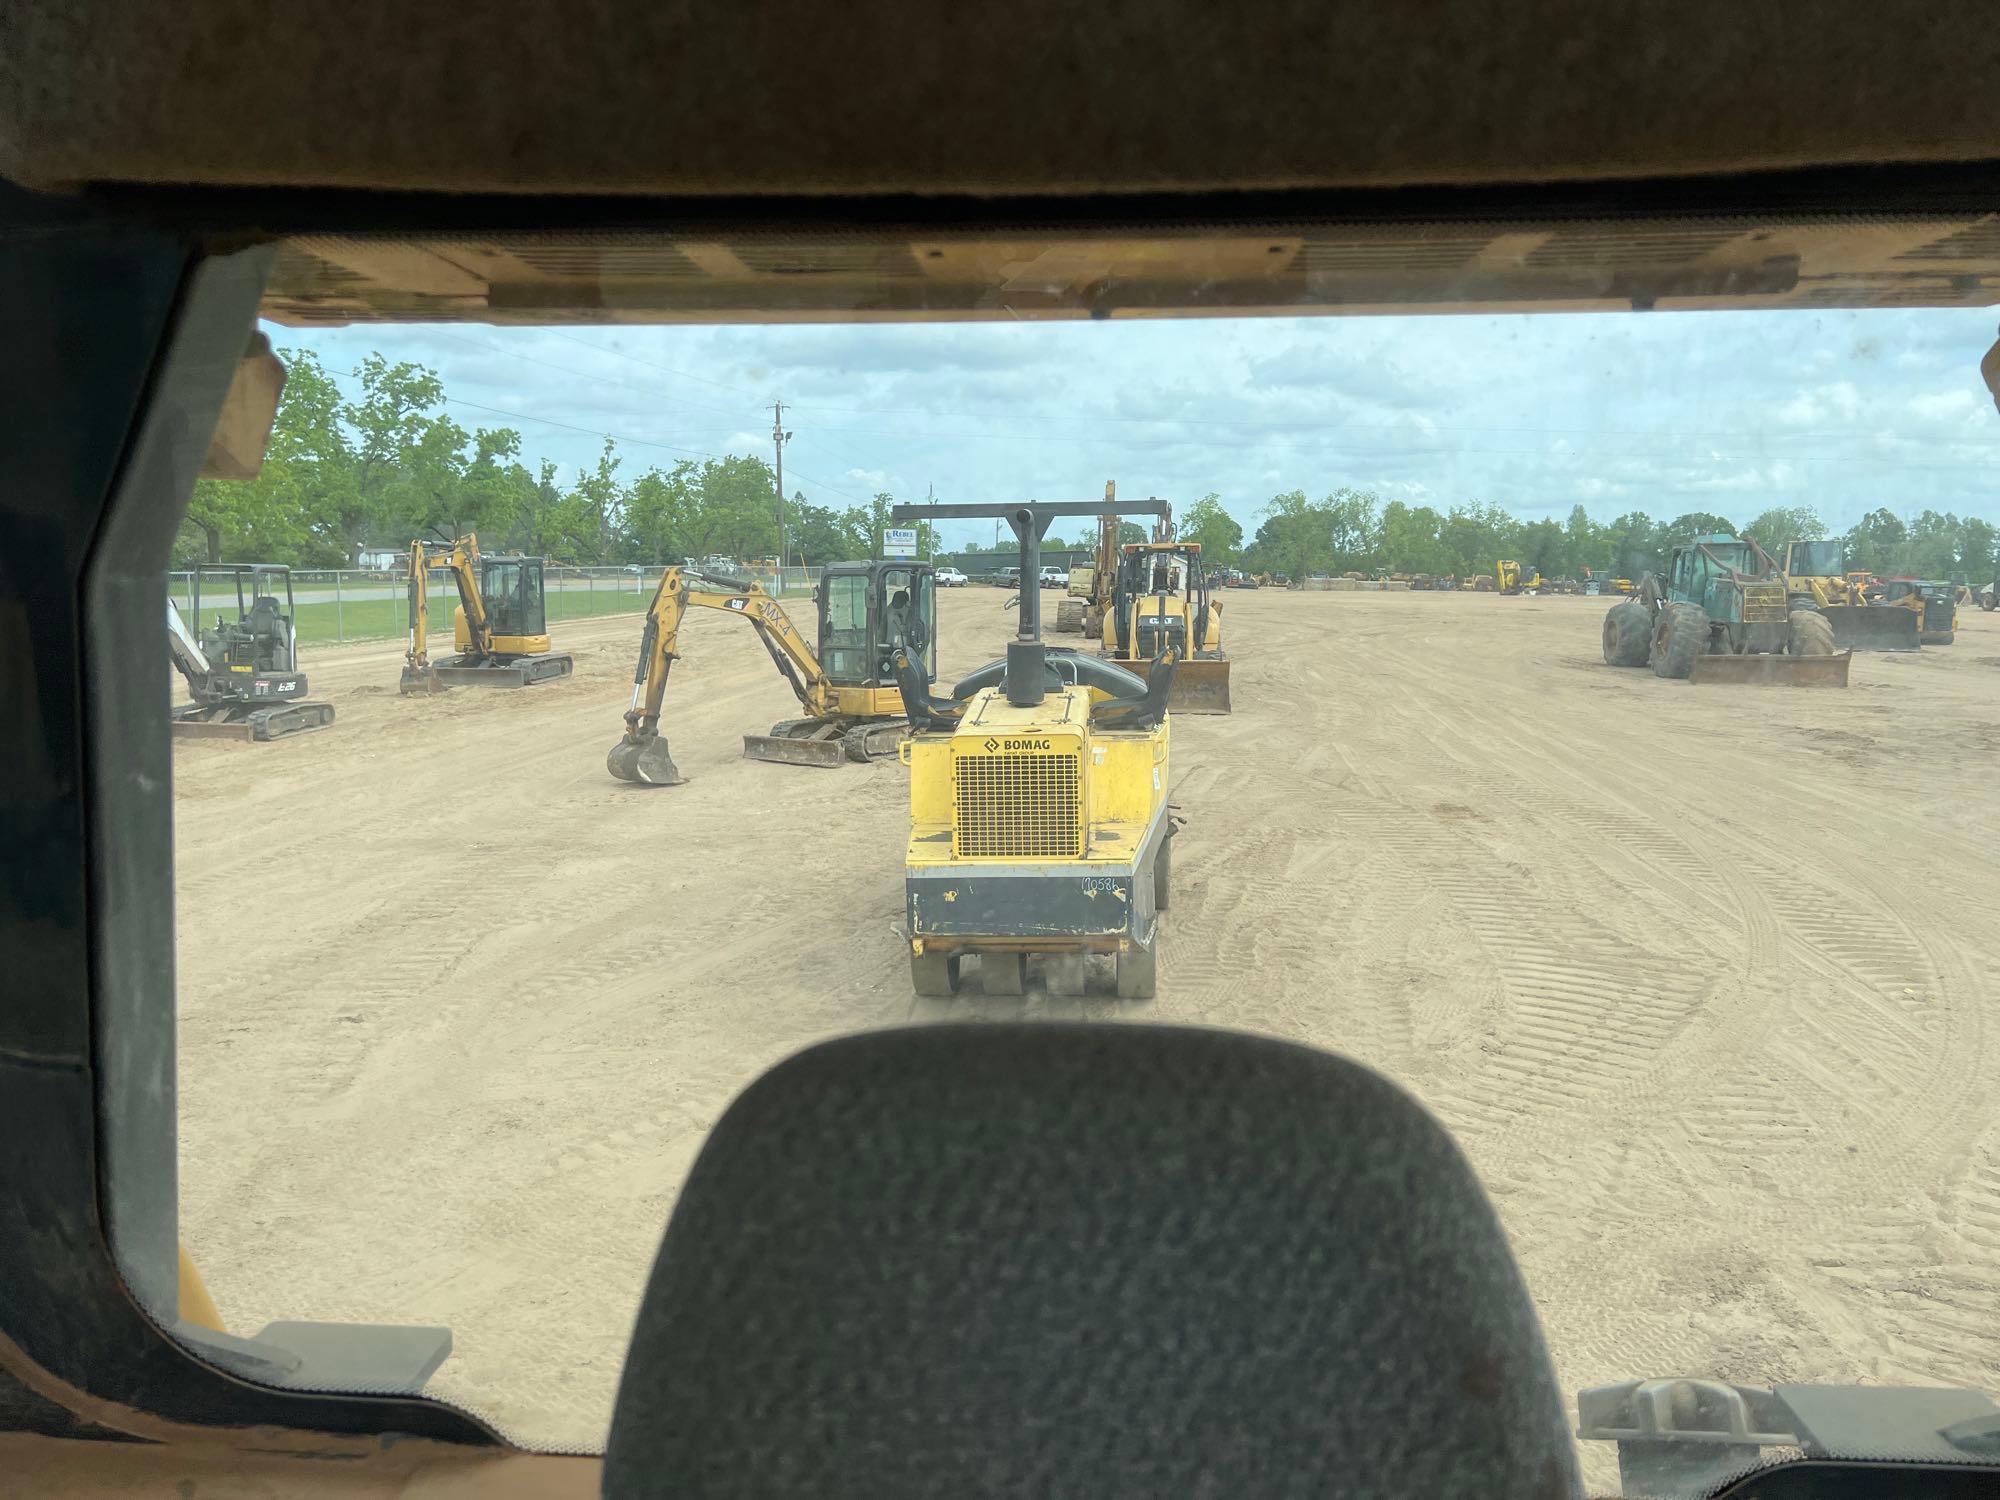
[278,304,2000,547]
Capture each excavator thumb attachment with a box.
[1166,657,1232,715]
[743,718,849,769]
[1821,605,1921,651]
[607,732,687,786]
[1689,651,1852,687]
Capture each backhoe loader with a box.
[890,499,1180,999]
[1775,539,1921,650]
[399,534,574,692]
[607,559,938,784]
[1101,539,1231,713]
[1601,532,1851,685]
[1055,480,1170,635]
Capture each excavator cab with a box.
[816,560,936,699]
[454,554,551,655]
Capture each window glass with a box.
[160,278,2000,1483]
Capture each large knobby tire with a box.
[1601,600,1652,667]
[1979,590,1997,613]
[1787,608,1836,656]
[1650,602,1707,680]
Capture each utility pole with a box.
[771,400,792,574]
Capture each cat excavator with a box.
[607,559,937,784]
[399,534,574,693]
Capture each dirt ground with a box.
[174,586,2000,1465]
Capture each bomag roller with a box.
[889,498,1180,1000]
[1602,533,1851,685]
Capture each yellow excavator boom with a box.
[608,565,848,785]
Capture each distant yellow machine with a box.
[1496,559,1543,595]
[1101,540,1231,713]
[1879,577,1958,645]
[1775,540,1920,650]
[400,533,574,692]
[607,558,938,783]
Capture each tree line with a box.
[183,348,2000,586]
[177,349,936,570]
[1180,491,2000,584]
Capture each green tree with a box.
[1381,501,1448,575]
[1602,511,1663,578]
[1181,492,1244,567]
[176,348,356,566]
[1118,521,1148,545]
[1742,505,1825,549]
[1843,508,1908,572]
[1663,511,1738,543]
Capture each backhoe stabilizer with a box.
[1689,651,1853,687]
[608,730,687,786]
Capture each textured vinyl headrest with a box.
[606,1024,1578,1499]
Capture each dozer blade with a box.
[431,653,574,689]
[1822,605,1920,652]
[1166,657,1233,715]
[607,734,687,786]
[1690,651,1853,687]
[742,731,848,769]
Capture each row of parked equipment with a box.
[169,491,1224,1000]
[1598,532,1966,686]
[604,492,1229,998]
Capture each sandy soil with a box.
[174,587,2000,1463]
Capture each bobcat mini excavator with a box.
[400,534,573,693]
[890,498,1180,1000]
[168,564,335,741]
[607,559,938,784]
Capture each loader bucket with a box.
[1689,650,1852,687]
[742,731,848,769]
[607,733,686,786]
[1822,605,1920,651]
[1166,657,1233,715]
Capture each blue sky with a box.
[280,307,2000,549]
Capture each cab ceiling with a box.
[261,219,2000,325]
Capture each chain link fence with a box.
[168,564,830,647]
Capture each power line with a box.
[542,329,767,403]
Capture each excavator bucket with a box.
[399,663,447,695]
[607,733,686,786]
[1166,657,1233,715]
[1821,605,1920,651]
[1689,651,1853,687]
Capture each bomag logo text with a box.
[1000,738,1054,751]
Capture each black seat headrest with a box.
[606,1025,1578,1499]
